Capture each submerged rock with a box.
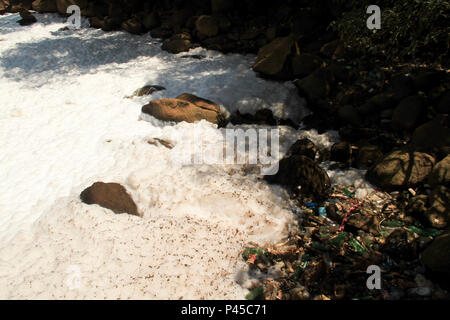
[80,182,140,217]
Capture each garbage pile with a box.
[242,185,449,300]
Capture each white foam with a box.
[0,13,308,299]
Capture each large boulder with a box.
[121,17,143,34]
[428,155,450,187]
[32,0,56,12]
[411,118,450,157]
[17,8,36,25]
[421,232,450,284]
[142,94,223,124]
[80,182,140,217]
[0,0,7,13]
[391,95,425,131]
[265,155,331,200]
[252,35,297,79]
[366,149,435,189]
[287,138,317,160]
[161,33,192,54]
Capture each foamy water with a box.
[0,13,344,299]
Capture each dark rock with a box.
[437,92,450,114]
[356,144,383,169]
[211,0,233,14]
[294,68,334,104]
[366,149,435,189]
[358,92,397,115]
[338,104,362,126]
[421,232,450,284]
[252,35,297,79]
[17,8,36,25]
[411,117,450,157]
[406,195,428,216]
[121,17,143,34]
[126,85,165,98]
[331,141,351,164]
[56,0,87,15]
[32,0,56,12]
[265,155,331,200]
[89,16,104,29]
[391,95,425,131]
[162,37,192,54]
[80,182,140,216]
[426,186,449,229]
[390,73,415,101]
[150,26,173,39]
[346,210,380,235]
[142,94,223,124]
[143,11,160,30]
[290,53,323,78]
[428,155,450,187]
[195,15,219,38]
[287,138,317,160]
[413,70,446,92]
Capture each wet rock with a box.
[126,85,165,98]
[366,149,435,189]
[294,68,334,104]
[287,138,317,160]
[421,232,450,284]
[32,0,57,12]
[17,9,36,26]
[253,35,297,79]
[358,92,397,115]
[392,95,425,131]
[121,17,143,34]
[411,117,450,157]
[426,186,449,229]
[265,155,331,200]
[338,104,362,126]
[161,36,192,54]
[150,26,173,39]
[195,15,218,38]
[406,194,428,217]
[356,144,383,169]
[290,53,323,78]
[390,73,415,101]
[228,109,278,126]
[56,0,87,15]
[80,182,140,216]
[428,155,450,187]
[211,0,233,14]
[89,16,104,29]
[0,0,7,13]
[142,11,160,30]
[437,92,450,114]
[142,94,223,124]
[413,70,446,92]
[330,141,351,164]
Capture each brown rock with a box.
[391,95,425,131]
[265,155,331,200]
[161,38,192,54]
[32,0,56,12]
[142,96,222,124]
[426,186,450,229]
[195,15,219,38]
[253,35,296,78]
[287,138,317,160]
[366,149,435,189]
[356,144,383,169]
[80,182,139,216]
[411,118,450,156]
[121,17,143,34]
[428,155,450,187]
[294,68,334,104]
[421,232,450,282]
[56,0,87,15]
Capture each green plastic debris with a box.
[349,238,365,253]
[408,226,442,237]
[343,188,355,198]
[329,232,348,247]
[381,220,404,228]
[245,286,264,300]
[292,266,302,280]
